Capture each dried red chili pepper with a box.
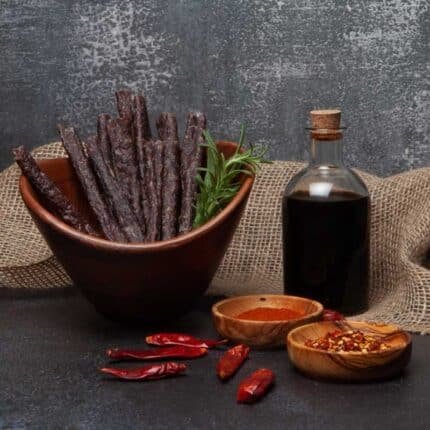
[100,362,186,381]
[217,344,250,381]
[107,346,207,361]
[237,369,275,404]
[322,309,345,321]
[146,333,227,349]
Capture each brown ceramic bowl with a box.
[212,294,323,349]
[19,141,253,323]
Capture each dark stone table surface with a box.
[1,289,429,430]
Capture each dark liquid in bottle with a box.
[283,190,369,314]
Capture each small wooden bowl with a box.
[212,295,323,349]
[287,320,412,382]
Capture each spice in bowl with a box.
[235,307,305,321]
[304,329,392,353]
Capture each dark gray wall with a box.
[1,0,428,175]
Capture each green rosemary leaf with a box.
[237,124,245,151]
[193,126,269,228]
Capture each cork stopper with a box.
[310,109,341,129]
[310,109,342,140]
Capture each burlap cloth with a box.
[2,143,430,333]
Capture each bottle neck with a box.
[310,137,344,167]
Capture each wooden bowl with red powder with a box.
[212,294,323,349]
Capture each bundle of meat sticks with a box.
[13,90,207,243]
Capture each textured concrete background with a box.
[1,0,428,175]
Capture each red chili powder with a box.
[235,307,304,321]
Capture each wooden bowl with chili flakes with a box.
[212,294,323,349]
[287,320,412,382]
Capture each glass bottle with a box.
[282,109,369,315]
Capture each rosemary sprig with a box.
[193,125,270,228]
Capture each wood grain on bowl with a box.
[212,295,323,349]
[18,142,253,323]
[287,320,412,382]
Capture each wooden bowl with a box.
[212,295,323,349]
[287,320,412,382]
[19,141,253,323]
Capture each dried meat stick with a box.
[115,90,134,120]
[156,112,179,141]
[97,113,114,175]
[134,93,152,235]
[12,146,96,236]
[137,140,154,241]
[115,90,135,150]
[139,140,163,242]
[58,125,125,242]
[107,118,143,232]
[136,140,151,239]
[155,114,179,239]
[85,136,144,243]
[153,140,164,241]
[161,139,180,240]
[134,94,152,141]
[179,112,207,234]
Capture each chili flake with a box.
[304,329,391,353]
